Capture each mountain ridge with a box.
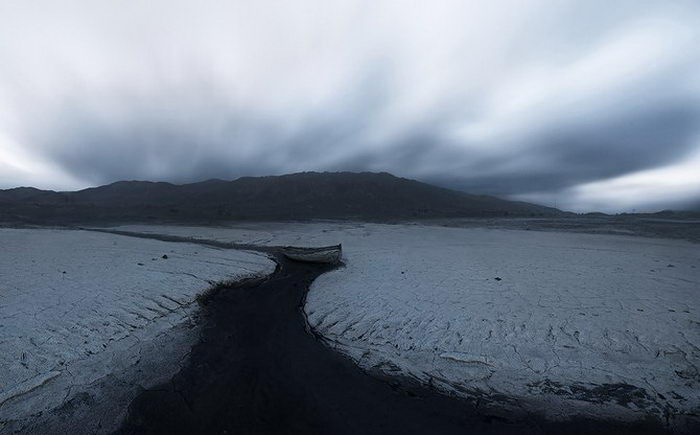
[0,171,562,224]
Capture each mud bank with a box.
[0,228,274,435]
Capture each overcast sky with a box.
[1,1,699,212]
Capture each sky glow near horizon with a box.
[0,0,699,212]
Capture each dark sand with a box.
[115,254,671,435]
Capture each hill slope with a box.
[0,172,561,224]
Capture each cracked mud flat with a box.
[304,226,700,426]
[0,228,275,434]
[117,249,670,435]
[113,223,700,432]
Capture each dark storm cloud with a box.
[430,102,700,195]
[1,0,699,211]
[26,70,393,185]
[25,80,699,196]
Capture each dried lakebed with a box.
[112,223,700,432]
[114,234,671,435]
[2,225,698,433]
[0,229,275,434]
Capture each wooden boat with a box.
[281,244,342,264]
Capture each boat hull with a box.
[281,244,342,264]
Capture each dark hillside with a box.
[0,172,561,224]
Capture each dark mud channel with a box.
[107,243,673,435]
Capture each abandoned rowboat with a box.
[281,244,342,264]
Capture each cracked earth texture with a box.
[0,228,274,434]
[113,223,700,430]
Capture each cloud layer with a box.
[1,0,699,212]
